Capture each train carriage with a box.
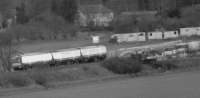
[51,48,81,65]
[11,45,108,70]
[80,45,107,62]
[12,52,53,69]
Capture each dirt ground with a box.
[16,38,178,54]
[2,70,200,98]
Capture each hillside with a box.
[0,0,200,41]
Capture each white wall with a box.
[164,31,179,39]
[180,27,197,37]
[148,32,163,40]
[194,27,200,36]
[111,32,146,43]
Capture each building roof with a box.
[79,4,112,14]
[121,11,157,16]
[117,11,157,21]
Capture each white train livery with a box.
[12,45,107,69]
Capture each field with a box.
[3,70,200,98]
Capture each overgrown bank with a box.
[0,64,113,88]
[1,56,200,89]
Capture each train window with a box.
[139,33,144,36]
[174,32,177,35]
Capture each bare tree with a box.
[26,0,52,19]
[0,0,13,18]
[0,33,16,72]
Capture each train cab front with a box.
[11,56,23,70]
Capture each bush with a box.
[101,57,143,74]
[171,57,200,68]
[0,63,113,88]
[109,37,118,44]
[149,60,178,70]
[81,65,112,77]
[162,8,181,18]
[0,72,32,88]
[28,70,49,86]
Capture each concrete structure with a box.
[193,27,200,36]
[111,32,146,43]
[148,31,163,40]
[180,27,197,37]
[77,4,114,27]
[163,31,179,39]
[136,32,146,41]
[91,36,100,44]
[188,41,200,51]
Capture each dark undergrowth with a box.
[0,64,112,88]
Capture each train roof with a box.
[22,52,51,56]
[53,48,80,52]
[176,43,188,46]
[79,45,106,49]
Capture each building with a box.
[163,31,179,39]
[111,32,146,43]
[148,31,163,40]
[77,4,114,27]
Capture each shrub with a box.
[109,37,118,44]
[81,65,112,77]
[0,72,32,88]
[28,70,49,86]
[171,57,200,68]
[58,69,85,81]
[164,8,181,18]
[149,60,178,70]
[101,57,143,74]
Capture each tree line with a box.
[15,0,78,24]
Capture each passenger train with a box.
[11,45,107,69]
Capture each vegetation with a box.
[101,56,200,75]
[0,0,200,40]
[16,2,28,24]
[0,33,16,72]
[0,72,32,88]
[1,55,200,88]
[148,60,178,71]
[0,0,79,42]
[0,64,112,88]
[101,57,143,74]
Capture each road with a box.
[2,71,200,98]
